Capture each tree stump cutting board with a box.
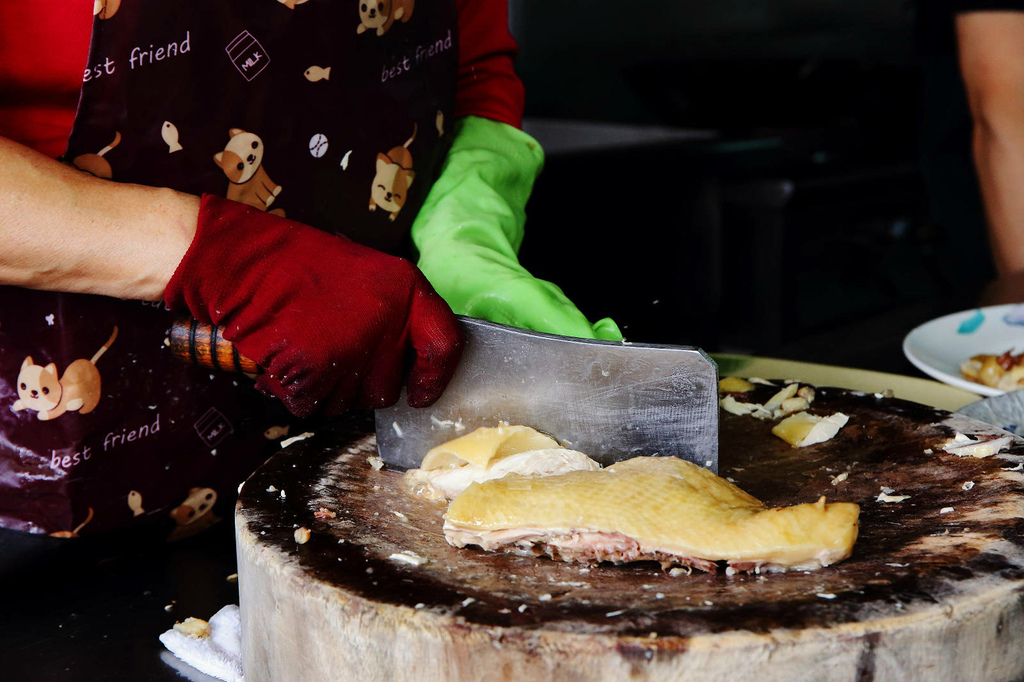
[236,386,1024,682]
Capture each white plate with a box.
[903,304,1024,396]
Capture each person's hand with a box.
[412,116,622,341]
[165,195,463,417]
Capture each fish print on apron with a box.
[0,0,457,538]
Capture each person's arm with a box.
[0,137,462,415]
[956,11,1024,276]
[412,116,620,340]
[412,0,621,340]
[0,135,197,300]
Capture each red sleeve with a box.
[454,0,525,129]
[3,2,525,155]
[0,1,92,159]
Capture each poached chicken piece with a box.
[443,456,860,573]
[404,425,600,501]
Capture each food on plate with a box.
[961,350,1024,391]
[403,425,600,501]
[444,456,860,573]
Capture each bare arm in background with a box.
[0,136,197,300]
[957,12,1024,277]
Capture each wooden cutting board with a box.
[236,386,1024,682]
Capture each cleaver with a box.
[169,316,720,472]
[374,316,719,472]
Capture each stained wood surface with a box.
[236,387,1024,681]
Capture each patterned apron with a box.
[0,0,457,539]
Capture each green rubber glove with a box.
[411,115,622,341]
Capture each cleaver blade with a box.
[374,316,719,472]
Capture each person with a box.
[917,0,1024,301]
[942,2,1024,306]
[915,0,994,290]
[0,1,618,541]
[954,5,1024,279]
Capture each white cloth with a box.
[159,604,245,682]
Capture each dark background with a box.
[513,0,991,375]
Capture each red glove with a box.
[165,195,463,417]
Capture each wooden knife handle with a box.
[169,317,262,375]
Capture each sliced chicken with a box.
[403,425,600,502]
[444,456,860,573]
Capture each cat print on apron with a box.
[0,0,457,538]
